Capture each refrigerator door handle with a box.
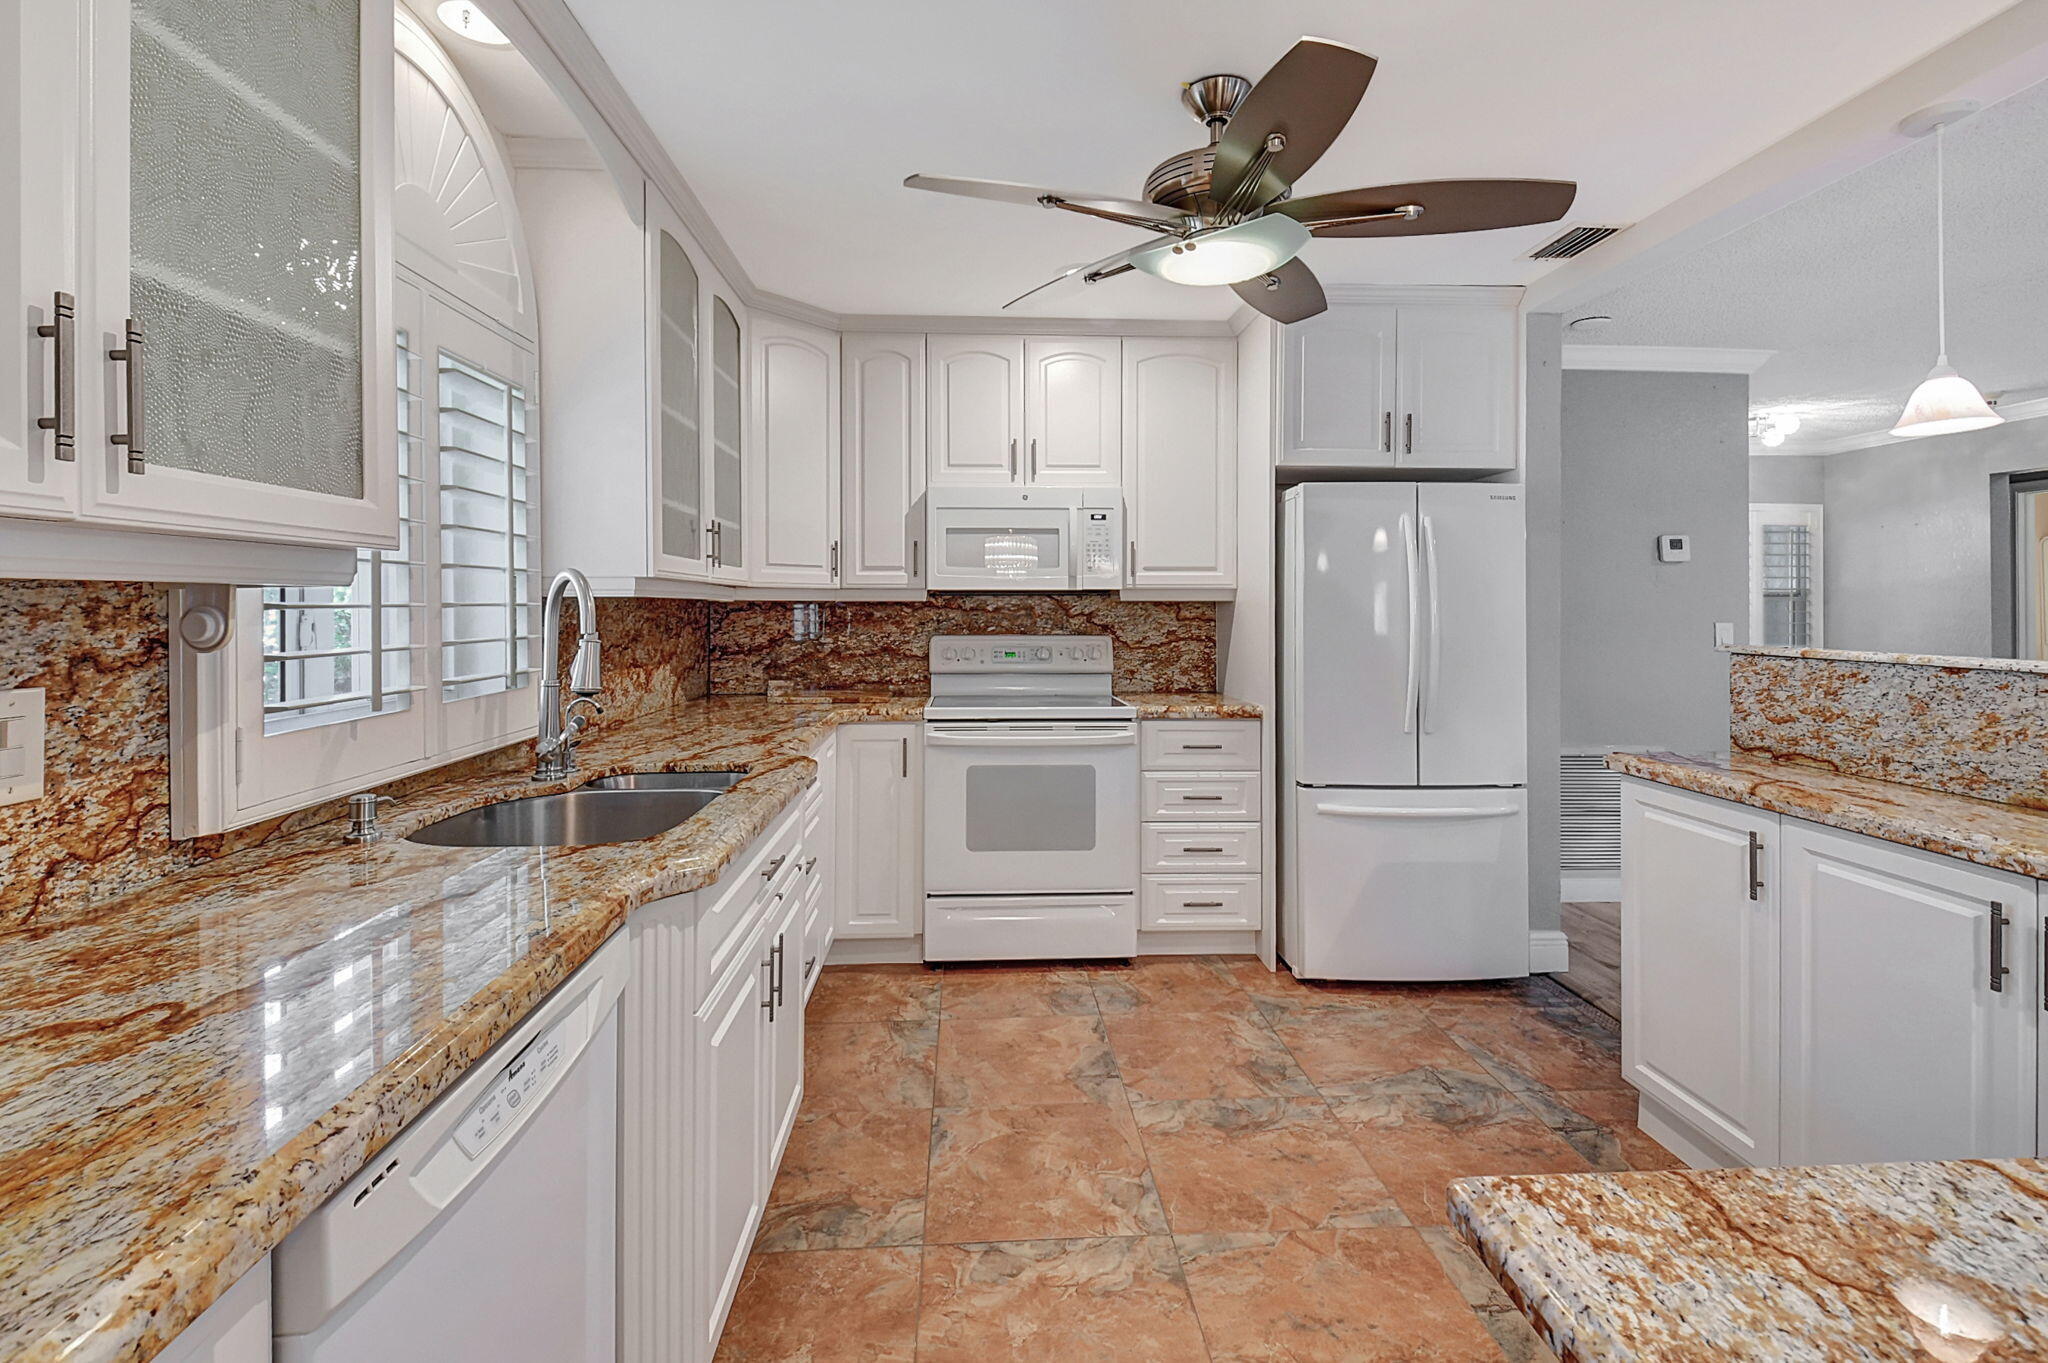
[1421,514,1443,734]
[1400,513,1421,734]
[1315,802,1523,819]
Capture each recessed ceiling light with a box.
[435,1,511,46]
[1566,314,1613,331]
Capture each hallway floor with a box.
[713,956,1680,1362]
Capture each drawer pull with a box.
[1746,831,1763,901]
[1181,794,1226,802]
[762,854,788,880]
[1182,900,1225,909]
[1182,846,1224,854]
[34,291,76,460]
[1180,743,1224,750]
[804,955,818,981]
[1990,902,2010,993]
[802,855,817,874]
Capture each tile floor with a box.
[715,955,1681,1362]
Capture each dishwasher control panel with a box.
[454,1021,567,1158]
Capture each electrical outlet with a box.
[0,688,47,806]
[1714,622,1735,649]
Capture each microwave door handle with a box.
[1400,513,1420,735]
[1421,513,1442,735]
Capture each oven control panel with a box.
[930,634,1113,672]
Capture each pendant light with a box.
[1891,103,2002,439]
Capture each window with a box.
[1749,504,1823,648]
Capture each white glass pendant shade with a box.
[1890,360,2003,439]
[1131,215,1311,287]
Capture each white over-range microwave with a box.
[925,486,1124,591]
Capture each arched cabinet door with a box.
[1024,336,1120,486]
[841,333,926,588]
[927,335,1023,486]
[746,313,839,587]
[1122,336,1237,591]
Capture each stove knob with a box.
[1034,647,1051,661]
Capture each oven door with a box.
[923,721,1138,894]
[926,504,1075,590]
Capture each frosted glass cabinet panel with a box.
[73,0,397,550]
[655,228,702,565]
[708,295,745,581]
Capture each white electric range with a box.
[922,635,1139,961]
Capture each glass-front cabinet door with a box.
[650,198,706,577]
[706,293,745,582]
[77,0,398,550]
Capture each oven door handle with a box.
[924,730,1136,747]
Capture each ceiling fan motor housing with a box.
[1148,73,1254,215]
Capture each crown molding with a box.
[1563,344,1775,374]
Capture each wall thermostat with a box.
[1656,534,1692,563]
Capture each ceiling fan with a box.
[905,37,1578,322]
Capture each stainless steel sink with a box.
[586,770,743,792]
[407,787,720,848]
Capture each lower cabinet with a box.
[691,925,771,1360]
[1621,781,1780,1165]
[764,880,806,1163]
[1623,777,2044,1169]
[834,723,921,939]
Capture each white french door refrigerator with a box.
[1282,482,1529,980]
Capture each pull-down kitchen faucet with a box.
[535,568,603,780]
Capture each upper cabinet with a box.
[1024,338,1120,486]
[650,204,708,578]
[841,333,925,589]
[747,313,839,588]
[1124,337,1236,591]
[927,335,1022,486]
[2,0,394,578]
[1280,299,1516,473]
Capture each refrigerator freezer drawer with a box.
[923,895,1137,962]
[1142,876,1261,930]
[1142,823,1261,873]
[1141,720,1261,771]
[1144,772,1261,821]
[1288,786,1530,981]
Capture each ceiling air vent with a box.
[1526,223,1629,260]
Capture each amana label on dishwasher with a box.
[454,1024,567,1159]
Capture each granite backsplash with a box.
[1729,649,2048,808]
[1,583,710,927]
[707,595,1218,695]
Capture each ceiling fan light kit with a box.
[903,36,1577,321]
[1890,101,2002,440]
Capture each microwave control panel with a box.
[1079,509,1119,582]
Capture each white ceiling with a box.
[400,0,588,141]
[558,0,2011,320]
[1572,70,2048,456]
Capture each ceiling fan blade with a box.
[1231,258,1326,323]
[905,174,1184,226]
[1002,242,1146,310]
[1277,179,1578,237]
[1209,37,1376,213]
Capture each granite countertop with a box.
[1449,1159,2048,1362]
[0,689,1257,1363]
[1607,750,2048,881]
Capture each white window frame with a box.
[1749,503,1824,648]
[170,15,540,836]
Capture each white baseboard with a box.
[1637,1096,1731,1171]
[1561,874,1621,902]
[826,937,923,965]
[1528,929,1571,974]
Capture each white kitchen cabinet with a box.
[1280,303,1397,468]
[927,334,1023,486]
[1395,306,1516,470]
[747,313,840,587]
[835,724,922,938]
[841,333,925,588]
[648,193,711,579]
[705,291,747,584]
[764,876,806,1161]
[1779,821,2037,1164]
[800,734,838,995]
[1621,780,1780,1166]
[1025,337,1120,486]
[1278,299,1516,474]
[1123,336,1237,591]
[691,923,769,1358]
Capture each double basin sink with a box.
[407,770,743,848]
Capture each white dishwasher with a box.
[274,932,630,1363]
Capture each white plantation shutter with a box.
[437,350,536,702]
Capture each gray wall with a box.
[1750,453,1826,505]
[1821,421,2048,657]
[1525,316,1563,934]
[1561,370,1750,752]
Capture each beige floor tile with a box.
[1106,1007,1315,1101]
[925,1102,1166,1244]
[1093,956,1253,1015]
[1131,1097,1406,1234]
[803,1021,937,1111]
[917,1237,1209,1363]
[933,1013,1120,1106]
[713,1247,920,1363]
[1260,999,1478,1092]
[1428,1000,1629,1093]
[757,1107,929,1251]
[806,963,941,1023]
[937,963,1099,1018]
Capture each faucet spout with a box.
[536,569,603,780]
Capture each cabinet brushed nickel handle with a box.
[830,540,840,578]
[1182,794,1225,801]
[2040,914,2046,1011]
[910,539,921,579]
[900,736,908,778]
[35,291,76,460]
[1181,743,1224,750]
[804,955,818,981]
[1183,846,1225,854]
[1009,437,1018,476]
[1128,539,1136,579]
[772,937,787,1008]
[1382,411,1392,453]
[1990,902,2010,993]
[108,317,144,473]
[802,855,817,874]
[1746,831,1763,901]
[761,853,787,880]
[1403,412,1414,455]
[1029,436,1038,477]
[761,954,777,1018]
[1183,900,1225,909]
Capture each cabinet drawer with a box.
[801,872,831,1001]
[1141,720,1259,770]
[1142,876,1261,930]
[1142,823,1261,873]
[697,806,804,992]
[1143,772,1261,821]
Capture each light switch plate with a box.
[0,688,47,807]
